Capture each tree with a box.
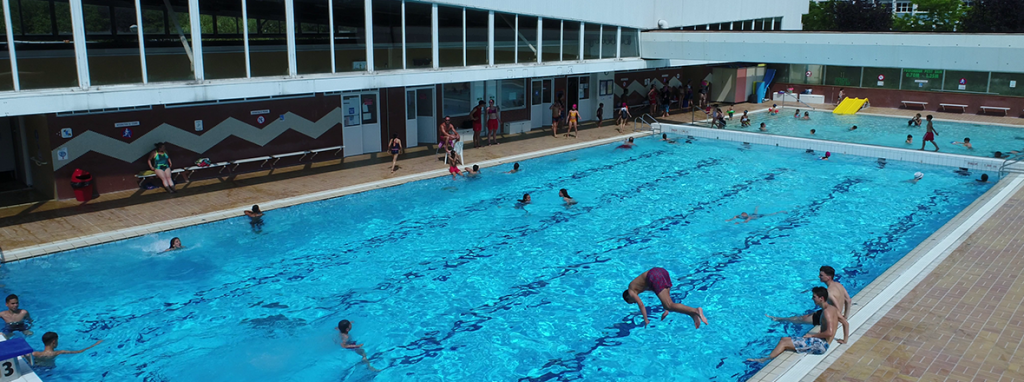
[803,1,838,31]
[961,0,1024,32]
[892,0,966,31]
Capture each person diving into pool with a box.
[622,267,708,329]
[726,206,787,224]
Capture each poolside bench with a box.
[178,161,232,181]
[135,168,185,185]
[308,146,344,160]
[270,151,308,167]
[231,156,273,171]
[980,106,1010,116]
[901,101,928,109]
[939,103,968,113]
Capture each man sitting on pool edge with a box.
[623,267,708,329]
[748,287,848,363]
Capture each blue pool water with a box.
[1,136,993,381]
[723,109,1024,158]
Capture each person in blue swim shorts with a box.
[623,267,708,329]
[748,287,848,363]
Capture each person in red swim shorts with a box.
[623,267,709,328]
[920,114,939,152]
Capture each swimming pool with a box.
[1,136,992,381]
[725,109,1024,158]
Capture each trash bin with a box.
[71,168,94,202]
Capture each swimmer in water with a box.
[558,188,578,206]
[952,137,972,149]
[759,122,767,132]
[820,151,831,160]
[244,205,264,231]
[769,104,778,115]
[908,113,922,127]
[505,163,520,174]
[794,109,801,118]
[30,332,103,368]
[163,237,183,252]
[908,172,924,184]
[336,320,377,371]
[740,110,751,127]
[726,206,787,224]
[810,129,816,135]
[616,137,635,149]
[906,135,913,144]
[977,174,990,184]
[1,294,33,338]
[661,134,677,144]
[515,193,531,209]
[623,267,708,329]
[848,125,857,131]
[802,112,810,120]
[464,164,481,177]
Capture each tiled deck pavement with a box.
[816,186,1024,382]
[0,121,641,255]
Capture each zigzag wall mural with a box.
[51,107,345,170]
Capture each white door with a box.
[342,95,364,156]
[415,88,435,146]
[530,79,553,130]
[360,94,381,154]
[576,76,593,122]
[405,90,419,147]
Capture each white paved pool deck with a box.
[3,105,1024,382]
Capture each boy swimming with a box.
[1,294,33,338]
[31,332,103,367]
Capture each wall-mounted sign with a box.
[250,109,270,115]
[194,120,204,132]
[114,121,140,128]
[805,71,812,77]
[122,128,133,138]
[60,128,72,138]
[57,147,69,161]
[257,116,266,124]
[877,74,885,81]
[958,78,967,90]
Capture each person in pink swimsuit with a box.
[622,267,708,328]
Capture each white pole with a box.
[242,0,250,77]
[187,0,204,80]
[487,11,493,66]
[285,0,297,76]
[133,0,148,83]
[328,0,335,73]
[3,0,21,90]
[365,0,374,71]
[68,0,92,87]
[431,3,438,69]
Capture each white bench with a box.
[939,103,968,112]
[901,101,928,109]
[178,161,232,181]
[308,146,344,160]
[231,156,273,171]
[980,106,1010,116]
[135,168,185,185]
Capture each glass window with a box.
[334,0,367,73]
[251,2,289,78]
[517,16,537,63]
[13,0,77,89]
[895,2,912,13]
[201,0,246,80]
[0,5,9,91]
[405,2,432,69]
[787,64,824,85]
[583,23,599,59]
[562,21,579,61]
[620,28,638,58]
[371,0,400,70]
[861,67,902,90]
[88,6,144,85]
[493,12,515,64]
[465,9,487,66]
[541,18,559,62]
[773,17,782,31]
[900,68,943,91]
[579,77,590,100]
[443,82,472,117]
[531,80,542,105]
[500,78,526,109]
[294,0,332,75]
[942,70,988,92]
[141,0,193,83]
[600,25,616,59]
[825,65,862,87]
[990,72,1024,97]
[437,5,462,68]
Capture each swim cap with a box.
[914,172,924,180]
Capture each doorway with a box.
[341,91,382,157]
[406,87,435,148]
[530,78,553,129]
[0,117,29,193]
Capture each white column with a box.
[431,3,438,69]
[536,17,542,63]
[187,0,204,80]
[2,0,21,90]
[285,0,297,76]
[364,0,374,71]
[462,7,466,66]
[328,0,335,73]
[68,0,91,87]
[487,11,494,66]
[133,0,148,83]
[770,18,775,31]
[578,22,583,61]
[615,26,621,59]
[242,0,251,77]
[597,25,602,59]
[558,20,563,61]
[513,15,518,64]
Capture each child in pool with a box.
[952,137,972,149]
[337,320,377,371]
[31,332,103,368]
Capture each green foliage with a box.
[803,0,892,32]
[961,0,1024,32]
[803,1,838,31]
[892,0,966,31]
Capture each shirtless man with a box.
[819,266,851,318]
[920,115,939,151]
[31,332,103,367]
[439,116,459,153]
[622,267,708,328]
[727,207,786,224]
[1,294,33,338]
[550,101,563,138]
[749,287,848,362]
[648,85,659,116]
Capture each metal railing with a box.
[632,114,660,133]
[998,152,1024,178]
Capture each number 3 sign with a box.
[0,338,33,382]
[0,359,21,382]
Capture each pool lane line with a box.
[0,132,651,262]
[766,173,1024,382]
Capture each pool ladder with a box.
[633,114,661,134]
[998,152,1024,179]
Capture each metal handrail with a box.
[632,114,660,133]
[998,152,1024,177]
